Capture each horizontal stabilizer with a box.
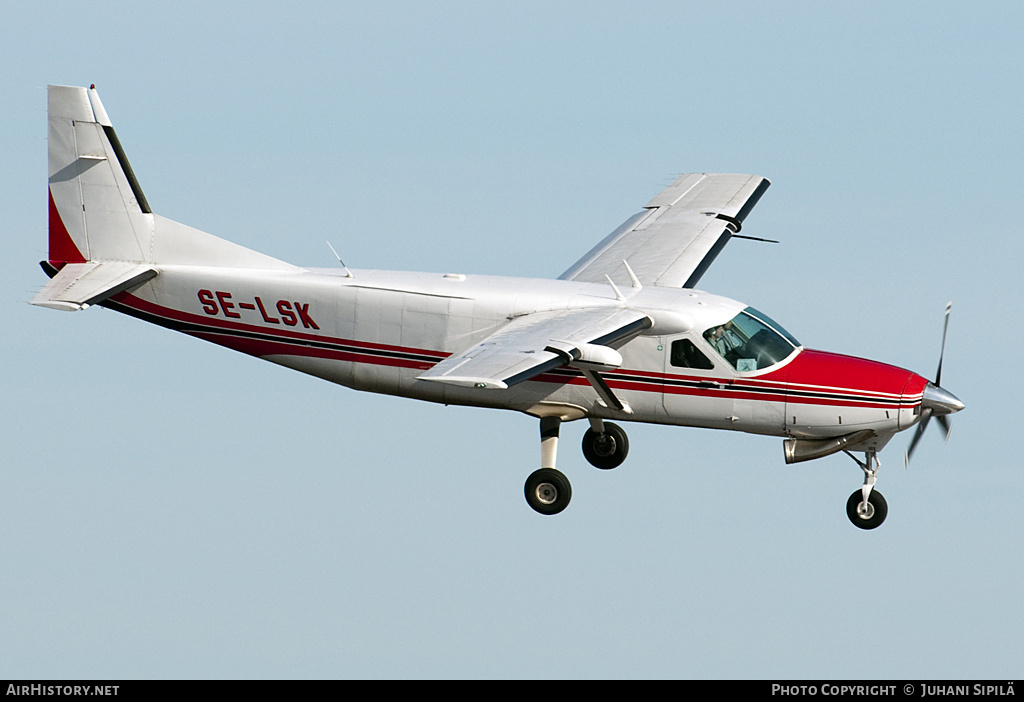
[31,261,157,311]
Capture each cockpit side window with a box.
[670,339,714,370]
[702,308,799,371]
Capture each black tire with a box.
[524,468,572,515]
[846,489,888,530]
[581,422,629,470]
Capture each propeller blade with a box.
[906,302,961,466]
[936,301,951,386]
[904,409,932,468]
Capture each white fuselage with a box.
[115,265,913,447]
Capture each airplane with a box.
[34,84,965,529]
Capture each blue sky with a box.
[3,1,1022,678]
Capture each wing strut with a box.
[580,368,630,414]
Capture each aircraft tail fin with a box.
[47,84,152,266]
[45,85,296,278]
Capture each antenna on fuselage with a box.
[604,275,625,302]
[622,260,643,289]
[326,241,353,278]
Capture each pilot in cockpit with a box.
[708,322,742,357]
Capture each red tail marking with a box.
[48,188,86,266]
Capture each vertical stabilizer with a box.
[47,85,153,266]
[45,85,297,273]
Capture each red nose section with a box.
[776,349,926,410]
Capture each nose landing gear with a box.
[846,488,888,529]
[844,450,887,529]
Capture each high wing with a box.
[417,307,652,390]
[559,173,770,288]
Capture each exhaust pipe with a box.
[784,430,876,464]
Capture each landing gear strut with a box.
[844,450,888,529]
[524,417,572,515]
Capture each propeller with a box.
[904,302,965,466]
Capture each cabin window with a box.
[670,339,715,370]
[702,307,799,371]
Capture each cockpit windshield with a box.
[702,307,800,371]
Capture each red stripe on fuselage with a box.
[188,332,437,371]
[114,291,446,360]
[109,293,924,410]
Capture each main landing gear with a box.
[581,419,629,470]
[844,450,887,529]
[524,416,629,515]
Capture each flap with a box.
[418,306,652,389]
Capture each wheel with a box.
[581,422,629,470]
[846,489,888,530]
[524,468,572,515]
